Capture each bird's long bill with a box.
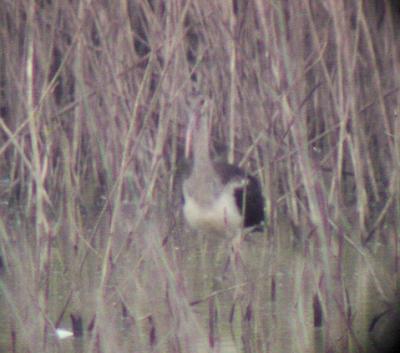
[184,111,195,159]
[184,96,209,161]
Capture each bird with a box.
[182,95,265,236]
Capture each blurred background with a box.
[0,1,399,352]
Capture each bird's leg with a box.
[222,230,245,277]
[242,223,265,242]
[230,230,249,301]
[231,231,244,267]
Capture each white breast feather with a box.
[183,189,242,234]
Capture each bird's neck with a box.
[192,115,213,171]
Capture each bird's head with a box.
[185,94,211,160]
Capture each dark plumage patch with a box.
[233,175,265,228]
[214,162,265,228]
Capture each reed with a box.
[0,1,399,352]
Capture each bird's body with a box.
[183,175,242,233]
[183,161,264,234]
[182,95,264,235]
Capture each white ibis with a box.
[182,96,264,236]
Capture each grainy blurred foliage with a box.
[1,0,399,237]
[0,1,399,352]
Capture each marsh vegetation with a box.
[0,1,399,352]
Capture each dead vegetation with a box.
[0,1,399,352]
